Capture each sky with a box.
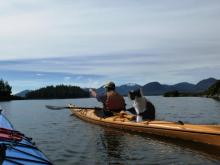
[0,0,220,94]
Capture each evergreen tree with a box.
[0,79,12,99]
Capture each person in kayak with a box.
[90,81,126,117]
[127,88,155,122]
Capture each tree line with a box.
[0,78,90,101]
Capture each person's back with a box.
[106,90,125,112]
[90,81,125,116]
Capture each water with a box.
[1,96,220,164]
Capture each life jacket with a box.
[106,91,125,112]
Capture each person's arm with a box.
[89,89,97,97]
[90,89,107,103]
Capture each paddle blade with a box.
[45,105,68,110]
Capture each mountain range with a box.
[16,78,218,97]
[96,78,217,96]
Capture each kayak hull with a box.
[69,107,220,147]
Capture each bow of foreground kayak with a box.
[0,109,53,165]
[68,104,220,148]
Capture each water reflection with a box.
[100,128,123,161]
[99,127,220,164]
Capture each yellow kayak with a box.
[68,104,220,147]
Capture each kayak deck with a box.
[0,110,52,165]
[69,107,220,147]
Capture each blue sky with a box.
[0,0,220,94]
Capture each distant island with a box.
[25,85,90,99]
[0,78,89,101]
[163,90,200,97]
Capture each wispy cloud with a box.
[64,76,71,82]
[36,73,44,76]
[1,0,220,60]
[0,69,106,93]
[1,52,220,93]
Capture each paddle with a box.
[45,104,102,110]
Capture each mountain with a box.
[96,83,141,96]
[96,85,105,95]
[142,78,217,95]
[173,82,195,92]
[142,82,171,95]
[194,78,217,92]
[15,90,31,97]
[116,83,142,95]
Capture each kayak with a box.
[68,104,220,148]
[0,108,52,165]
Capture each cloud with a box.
[0,69,106,93]
[1,52,220,88]
[1,0,220,60]
[0,0,220,92]
[36,73,44,76]
[64,76,71,81]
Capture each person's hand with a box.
[119,111,127,117]
[89,89,97,97]
[120,111,126,114]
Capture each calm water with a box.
[1,96,220,164]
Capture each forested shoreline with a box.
[26,85,89,99]
[0,78,89,101]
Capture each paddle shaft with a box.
[69,106,102,110]
[46,104,102,110]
